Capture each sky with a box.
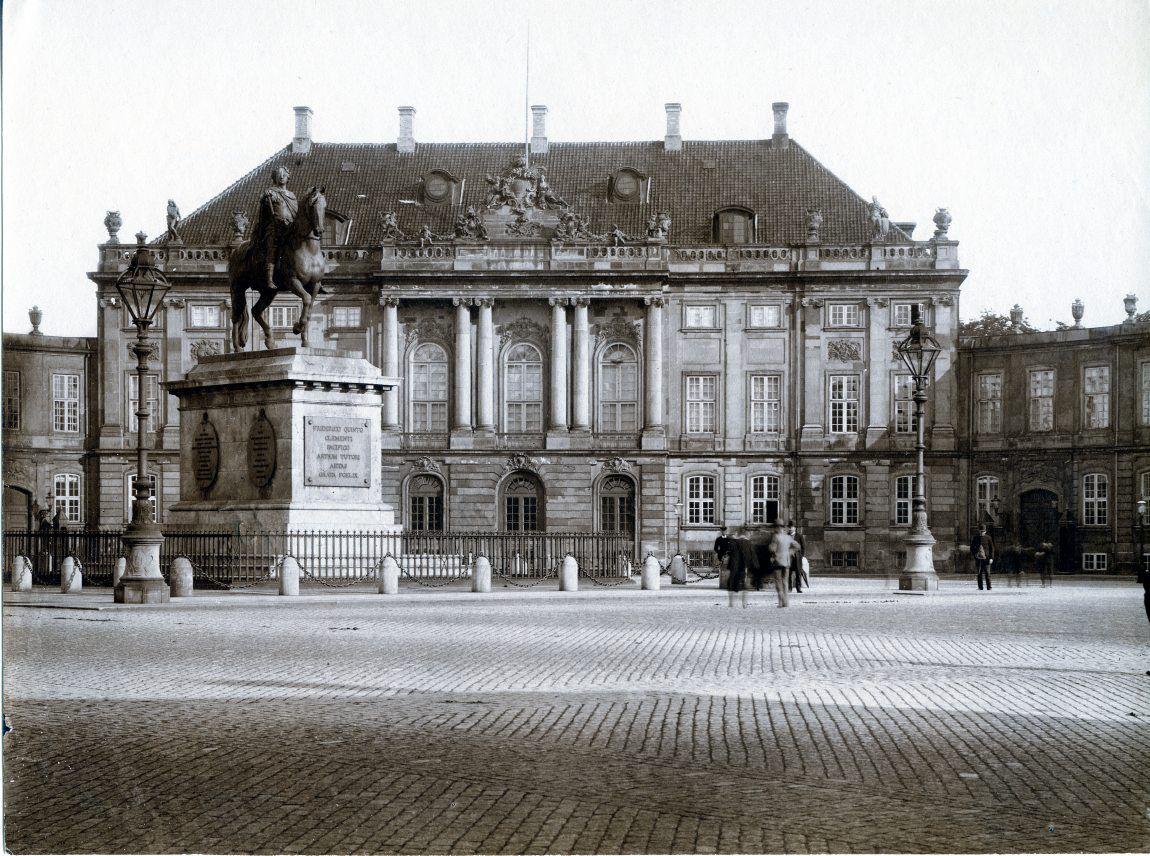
[3,0,1149,337]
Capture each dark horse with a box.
[229,186,327,350]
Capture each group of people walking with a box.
[714,519,808,608]
[969,524,1055,589]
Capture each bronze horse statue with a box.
[229,186,327,350]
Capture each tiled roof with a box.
[175,138,900,246]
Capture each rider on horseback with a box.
[252,165,298,292]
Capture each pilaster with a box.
[642,295,666,450]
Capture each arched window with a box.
[410,343,449,432]
[127,473,158,523]
[599,475,636,535]
[713,208,755,245]
[829,475,860,526]
[1140,471,1150,501]
[503,473,543,531]
[749,475,780,525]
[599,344,638,432]
[1082,473,1109,526]
[53,473,81,524]
[976,476,1000,525]
[686,475,717,525]
[408,475,444,531]
[505,343,543,432]
[895,474,914,526]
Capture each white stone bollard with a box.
[60,557,82,593]
[560,554,579,591]
[113,556,127,588]
[170,557,194,597]
[472,555,492,593]
[11,556,32,592]
[641,555,662,591]
[379,555,400,595]
[669,554,688,585]
[279,556,300,596]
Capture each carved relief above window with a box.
[405,318,452,348]
[594,316,641,348]
[827,339,863,362]
[498,318,549,349]
[189,339,222,365]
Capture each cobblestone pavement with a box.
[4,579,1149,854]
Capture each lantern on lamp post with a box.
[894,305,942,591]
[1135,499,1147,578]
[113,232,171,604]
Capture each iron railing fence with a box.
[3,529,637,589]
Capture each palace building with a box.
[18,102,1142,574]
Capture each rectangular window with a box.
[52,373,80,433]
[268,305,297,329]
[830,476,860,526]
[53,473,81,524]
[188,304,221,328]
[976,476,1001,524]
[748,305,782,329]
[409,495,444,531]
[829,551,860,569]
[686,475,716,525]
[128,474,158,523]
[506,360,544,433]
[1081,552,1108,572]
[505,496,539,532]
[685,375,717,433]
[3,370,20,431]
[331,305,362,328]
[893,303,926,327]
[829,375,860,434]
[977,373,1003,434]
[684,305,717,329]
[127,374,159,434]
[1028,369,1054,432]
[1083,366,1110,430]
[749,475,780,525]
[894,374,915,434]
[1082,474,1109,526]
[828,304,860,328]
[1142,362,1150,426]
[749,374,781,434]
[895,475,913,526]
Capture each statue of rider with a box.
[252,165,298,291]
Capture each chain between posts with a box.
[493,565,559,588]
[294,555,380,588]
[391,554,473,588]
[575,553,637,587]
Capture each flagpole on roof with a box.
[524,17,530,168]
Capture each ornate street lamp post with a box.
[895,306,942,591]
[1135,499,1147,576]
[113,232,171,603]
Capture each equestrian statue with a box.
[229,165,328,350]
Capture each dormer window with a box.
[713,208,756,245]
[420,169,459,205]
[323,210,351,245]
[608,168,649,203]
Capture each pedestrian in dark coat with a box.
[786,520,806,593]
[715,528,748,608]
[970,525,995,590]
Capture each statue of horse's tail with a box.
[229,267,250,352]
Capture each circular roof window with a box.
[613,170,640,201]
[423,173,451,203]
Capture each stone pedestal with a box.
[115,528,169,603]
[898,530,939,592]
[165,348,400,533]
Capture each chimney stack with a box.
[664,102,682,152]
[772,102,789,149]
[292,106,313,155]
[398,106,416,154]
[530,105,548,155]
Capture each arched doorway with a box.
[1018,488,1060,554]
[502,471,543,531]
[598,475,636,537]
[408,475,445,531]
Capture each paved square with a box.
[4,579,1149,853]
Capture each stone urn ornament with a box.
[1123,293,1137,322]
[805,208,823,243]
[28,305,43,335]
[1009,304,1024,332]
[104,210,123,243]
[932,207,952,240]
[1071,298,1084,328]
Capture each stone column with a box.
[381,296,400,432]
[475,297,495,436]
[549,298,569,433]
[452,298,472,435]
[865,297,888,449]
[642,295,666,449]
[571,298,591,433]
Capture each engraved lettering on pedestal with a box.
[305,417,372,487]
[192,413,220,494]
[247,409,277,490]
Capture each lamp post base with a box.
[115,525,169,604]
[898,530,939,592]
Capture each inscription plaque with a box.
[247,410,277,489]
[192,413,220,492]
[304,416,371,487]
